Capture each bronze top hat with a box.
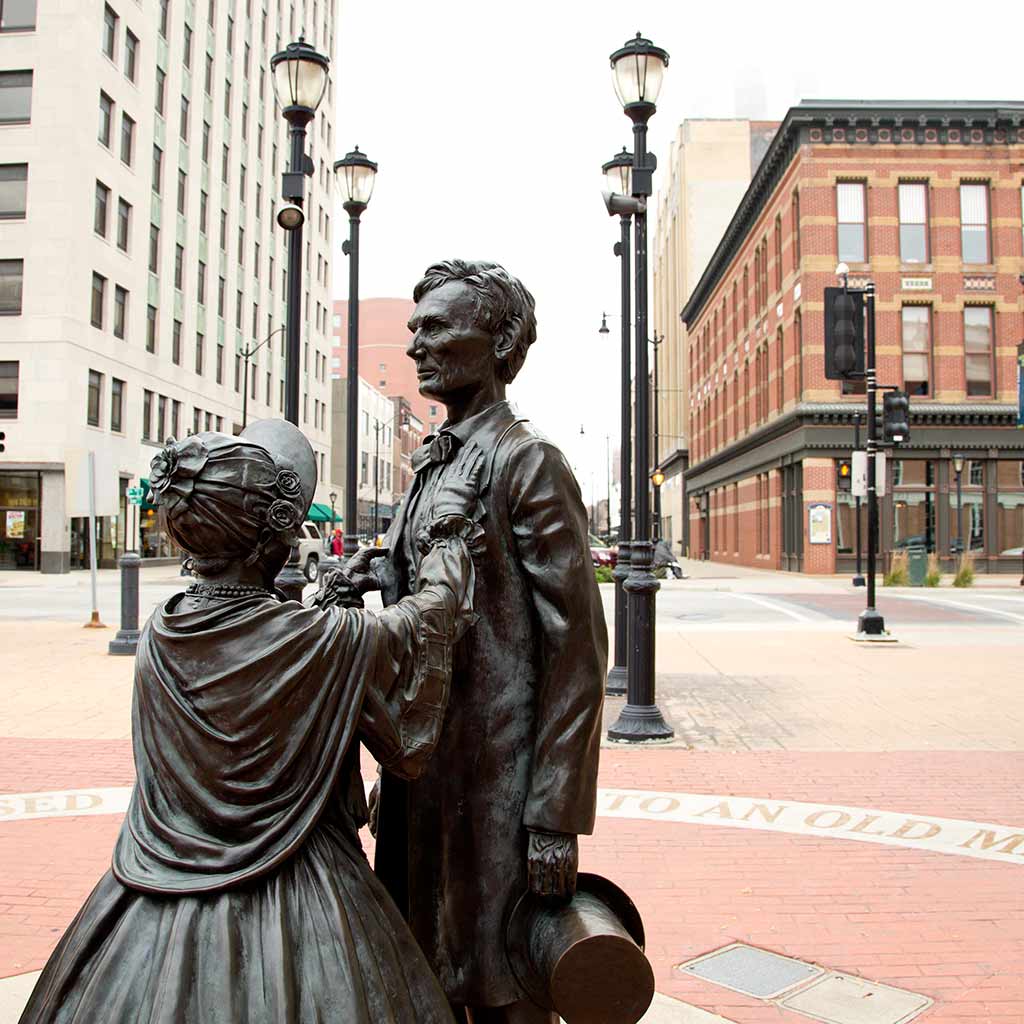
[506,873,654,1024]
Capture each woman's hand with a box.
[345,546,389,595]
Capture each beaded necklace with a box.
[185,581,270,600]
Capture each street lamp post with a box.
[600,145,634,698]
[270,36,329,601]
[651,331,663,539]
[329,489,338,532]
[241,327,285,429]
[607,32,673,742]
[334,147,378,558]
[952,453,965,559]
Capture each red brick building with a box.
[680,101,1024,574]
[331,298,441,433]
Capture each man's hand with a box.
[527,829,578,900]
[344,546,389,595]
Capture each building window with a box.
[177,168,187,214]
[113,284,127,338]
[172,318,182,364]
[836,181,866,263]
[90,271,106,328]
[197,260,206,305]
[963,306,993,397]
[183,23,192,67]
[94,180,110,235]
[148,223,159,272]
[195,332,204,375]
[157,394,167,440]
[234,353,241,392]
[898,183,928,264]
[0,0,36,31]
[120,113,134,165]
[217,275,225,317]
[224,79,231,118]
[959,183,990,264]
[171,399,180,437]
[219,209,227,250]
[174,244,183,289]
[124,29,138,81]
[226,13,233,51]
[0,163,26,222]
[192,407,200,434]
[199,189,208,234]
[239,163,246,201]
[111,377,124,432]
[142,389,153,440]
[146,304,157,352]
[901,306,930,396]
[116,197,131,251]
[158,0,168,37]
[97,90,113,144]
[179,94,189,141]
[204,52,213,95]
[152,144,163,193]
[791,189,800,267]
[155,67,166,115]
[102,4,117,59]
[201,120,210,163]
[221,143,229,182]
[0,361,17,417]
[774,215,782,291]
[216,342,224,384]
[0,258,22,313]
[87,370,102,426]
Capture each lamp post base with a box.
[276,544,307,603]
[606,665,627,697]
[607,702,674,743]
[856,607,887,635]
[852,575,866,587]
[108,630,140,655]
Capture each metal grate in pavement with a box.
[676,943,824,999]
[779,972,932,1024]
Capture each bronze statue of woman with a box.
[20,419,483,1024]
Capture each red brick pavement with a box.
[2,743,1022,1023]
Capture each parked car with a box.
[297,522,325,581]
[589,533,618,568]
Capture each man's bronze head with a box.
[407,260,537,404]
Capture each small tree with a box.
[924,552,942,587]
[594,566,615,584]
[953,551,975,588]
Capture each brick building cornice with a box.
[686,402,1021,493]
[679,100,1024,329]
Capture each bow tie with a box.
[411,432,459,474]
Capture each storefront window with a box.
[949,460,984,554]
[892,459,935,553]
[0,471,39,569]
[836,492,865,556]
[139,506,178,558]
[70,515,118,569]
[995,461,1024,557]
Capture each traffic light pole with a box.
[857,284,886,637]
[853,413,864,587]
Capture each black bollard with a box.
[108,551,141,655]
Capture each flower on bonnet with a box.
[148,437,210,511]
[266,498,301,533]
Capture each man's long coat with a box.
[373,400,607,1007]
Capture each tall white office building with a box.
[0,0,336,571]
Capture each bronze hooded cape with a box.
[21,538,474,1024]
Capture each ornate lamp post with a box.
[270,36,329,599]
[952,453,965,558]
[606,33,673,742]
[600,145,634,697]
[334,147,377,558]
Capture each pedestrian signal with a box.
[836,458,853,492]
[0,431,5,453]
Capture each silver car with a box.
[297,522,326,581]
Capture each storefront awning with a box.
[138,478,159,512]
[307,502,340,524]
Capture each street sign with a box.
[851,450,885,498]
[127,486,145,506]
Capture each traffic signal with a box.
[836,458,853,492]
[883,390,911,444]
[0,431,4,453]
[824,287,865,380]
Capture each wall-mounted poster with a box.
[5,510,26,539]
[808,503,832,545]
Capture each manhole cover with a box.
[780,972,932,1024]
[676,943,823,998]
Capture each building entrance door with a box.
[781,462,803,572]
[0,472,41,570]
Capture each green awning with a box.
[138,478,159,512]
[307,502,340,524]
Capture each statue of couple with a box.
[21,261,608,1024]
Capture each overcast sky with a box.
[331,0,1021,507]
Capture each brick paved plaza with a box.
[1,564,1022,1023]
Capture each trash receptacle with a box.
[906,545,928,587]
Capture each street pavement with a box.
[1,562,1022,1023]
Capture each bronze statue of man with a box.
[373,260,607,1023]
